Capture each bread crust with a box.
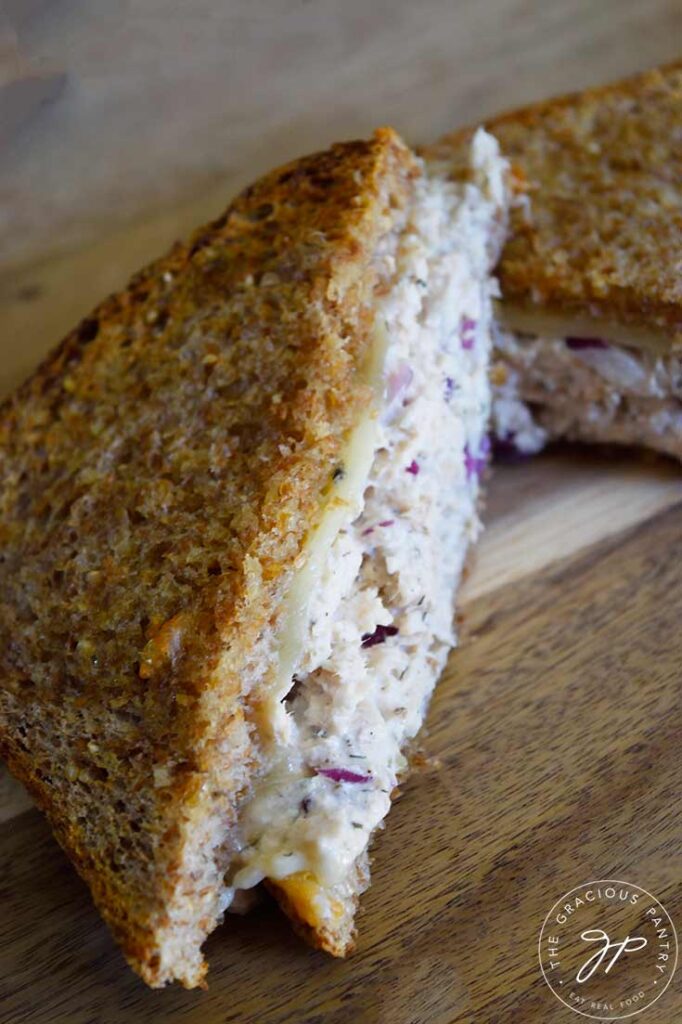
[266,853,370,958]
[265,879,357,959]
[424,62,682,342]
[0,128,417,986]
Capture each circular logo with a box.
[538,880,678,1020]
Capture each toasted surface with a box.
[425,62,682,342]
[0,129,417,987]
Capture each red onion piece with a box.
[461,316,477,350]
[405,459,420,475]
[363,520,394,537]
[565,337,608,350]
[464,443,488,480]
[361,624,399,648]
[318,768,372,784]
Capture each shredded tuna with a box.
[230,129,503,902]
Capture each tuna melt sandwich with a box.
[0,128,508,986]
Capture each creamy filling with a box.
[224,130,503,918]
[493,330,682,458]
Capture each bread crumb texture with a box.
[426,61,682,338]
[0,128,417,987]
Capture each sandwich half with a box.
[426,61,682,458]
[0,127,507,987]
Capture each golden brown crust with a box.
[265,856,369,959]
[266,880,356,958]
[425,62,682,341]
[0,128,418,986]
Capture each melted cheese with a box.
[262,324,388,748]
[498,302,678,355]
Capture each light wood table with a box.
[1,3,681,1021]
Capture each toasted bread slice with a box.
[426,62,682,458]
[0,129,417,987]
[428,61,682,341]
[0,127,509,985]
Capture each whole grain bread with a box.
[0,128,417,987]
[424,61,682,342]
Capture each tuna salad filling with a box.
[225,130,505,924]
[493,330,682,460]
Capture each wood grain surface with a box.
[1,2,682,1021]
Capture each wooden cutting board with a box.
[1,446,681,1023]
[2,5,682,1018]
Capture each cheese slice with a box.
[498,301,678,355]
